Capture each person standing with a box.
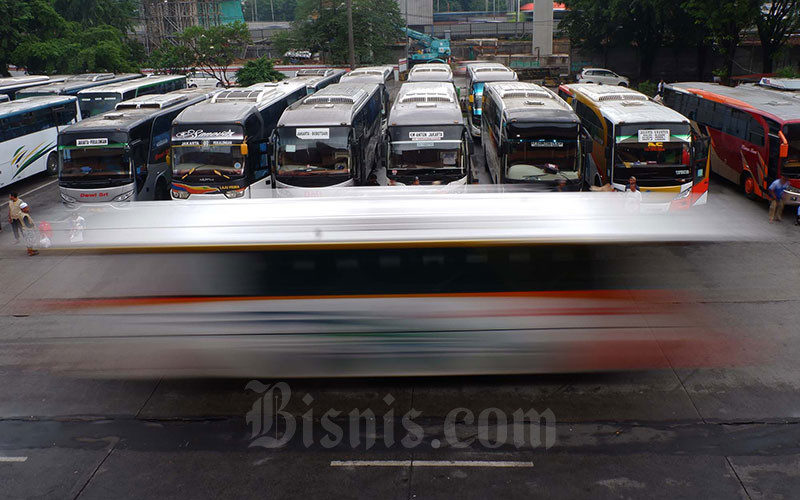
[768,175,790,222]
[7,192,24,245]
[18,201,38,256]
[624,176,642,213]
[657,79,666,96]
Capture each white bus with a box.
[77,75,188,117]
[0,95,81,188]
[58,89,218,204]
[16,73,142,98]
[170,80,308,200]
[0,75,64,101]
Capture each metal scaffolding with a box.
[142,0,222,50]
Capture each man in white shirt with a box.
[624,176,642,213]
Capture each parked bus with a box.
[0,75,65,101]
[663,82,800,204]
[57,89,217,204]
[0,95,8,104]
[384,81,471,185]
[560,83,710,209]
[77,75,188,118]
[16,73,142,99]
[407,63,454,83]
[273,82,383,189]
[339,66,394,126]
[292,68,346,94]
[0,96,81,189]
[482,82,589,190]
[465,62,517,138]
[170,80,308,200]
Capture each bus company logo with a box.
[174,129,236,140]
[11,142,54,179]
[245,381,556,450]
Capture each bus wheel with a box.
[46,152,58,176]
[741,173,757,200]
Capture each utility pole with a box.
[346,0,356,69]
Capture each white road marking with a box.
[0,456,28,463]
[330,460,533,468]
[0,178,59,208]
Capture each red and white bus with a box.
[663,82,800,203]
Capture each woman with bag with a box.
[19,202,39,256]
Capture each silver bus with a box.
[339,66,394,126]
[273,82,383,189]
[0,75,65,101]
[16,73,142,98]
[292,68,346,94]
[170,80,308,200]
[407,63,454,83]
[385,81,472,185]
[77,75,188,117]
[466,62,517,138]
[482,82,590,190]
[58,89,217,204]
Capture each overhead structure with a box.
[141,0,245,51]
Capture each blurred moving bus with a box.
[291,68,347,95]
[77,75,188,118]
[0,96,81,188]
[385,81,471,185]
[560,83,710,208]
[663,82,800,204]
[58,89,217,204]
[16,74,142,98]
[0,75,64,101]
[170,80,307,200]
[465,62,518,138]
[273,83,383,189]
[483,82,589,190]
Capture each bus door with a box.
[690,127,710,204]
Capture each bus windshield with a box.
[784,124,800,178]
[504,124,580,182]
[616,142,689,167]
[172,144,246,180]
[471,83,485,109]
[79,94,122,117]
[389,125,464,171]
[60,147,130,180]
[276,126,351,176]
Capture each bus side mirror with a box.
[468,94,474,103]
[166,150,171,167]
[779,131,789,158]
[240,143,249,156]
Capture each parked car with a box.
[186,71,225,89]
[577,68,629,86]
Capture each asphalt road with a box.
[2,154,800,499]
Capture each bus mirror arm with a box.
[779,131,789,158]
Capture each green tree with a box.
[148,44,196,74]
[683,0,760,81]
[561,0,627,68]
[235,56,285,85]
[178,21,252,86]
[54,0,139,33]
[756,0,800,73]
[292,0,402,64]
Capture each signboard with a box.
[529,141,564,148]
[409,131,444,141]
[76,138,108,147]
[638,129,670,143]
[173,128,242,141]
[296,128,330,140]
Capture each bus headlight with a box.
[60,192,77,204]
[172,189,189,200]
[224,188,246,199]
[112,190,134,202]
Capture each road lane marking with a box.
[330,460,533,468]
[0,179,58,208]
[0,457,28,463]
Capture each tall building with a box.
[142,0,245,50]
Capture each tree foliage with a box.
[177,21,251,86]
[54,0,138,32]
[756,0,800,73]
[288,0,403,64]
[235,56,285,86]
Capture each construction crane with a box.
[401,27,452,66]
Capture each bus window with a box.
[785,124,800,177]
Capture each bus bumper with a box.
[782,188,800,206]
[60,184,135,204]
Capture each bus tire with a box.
[46,152,58,176]
[618,82,628,87]
[741,173,757,200]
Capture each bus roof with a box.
[295,68,345,77]
[0,75,55,91]
[339,66,393,83]
[173,81,307,125]
[756,77,800,91]
[389,82,462,126]
[287,69,346,88]
[18,74,143,96]
[76,75,185,95]
[407,63,453,82]
[466,63,517,83]
[61,89,214,135]
[278,82,381,127]
[485,81,578,124]
[668,81,800,123]
[0,95,77,120]
[565,83,687,125]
